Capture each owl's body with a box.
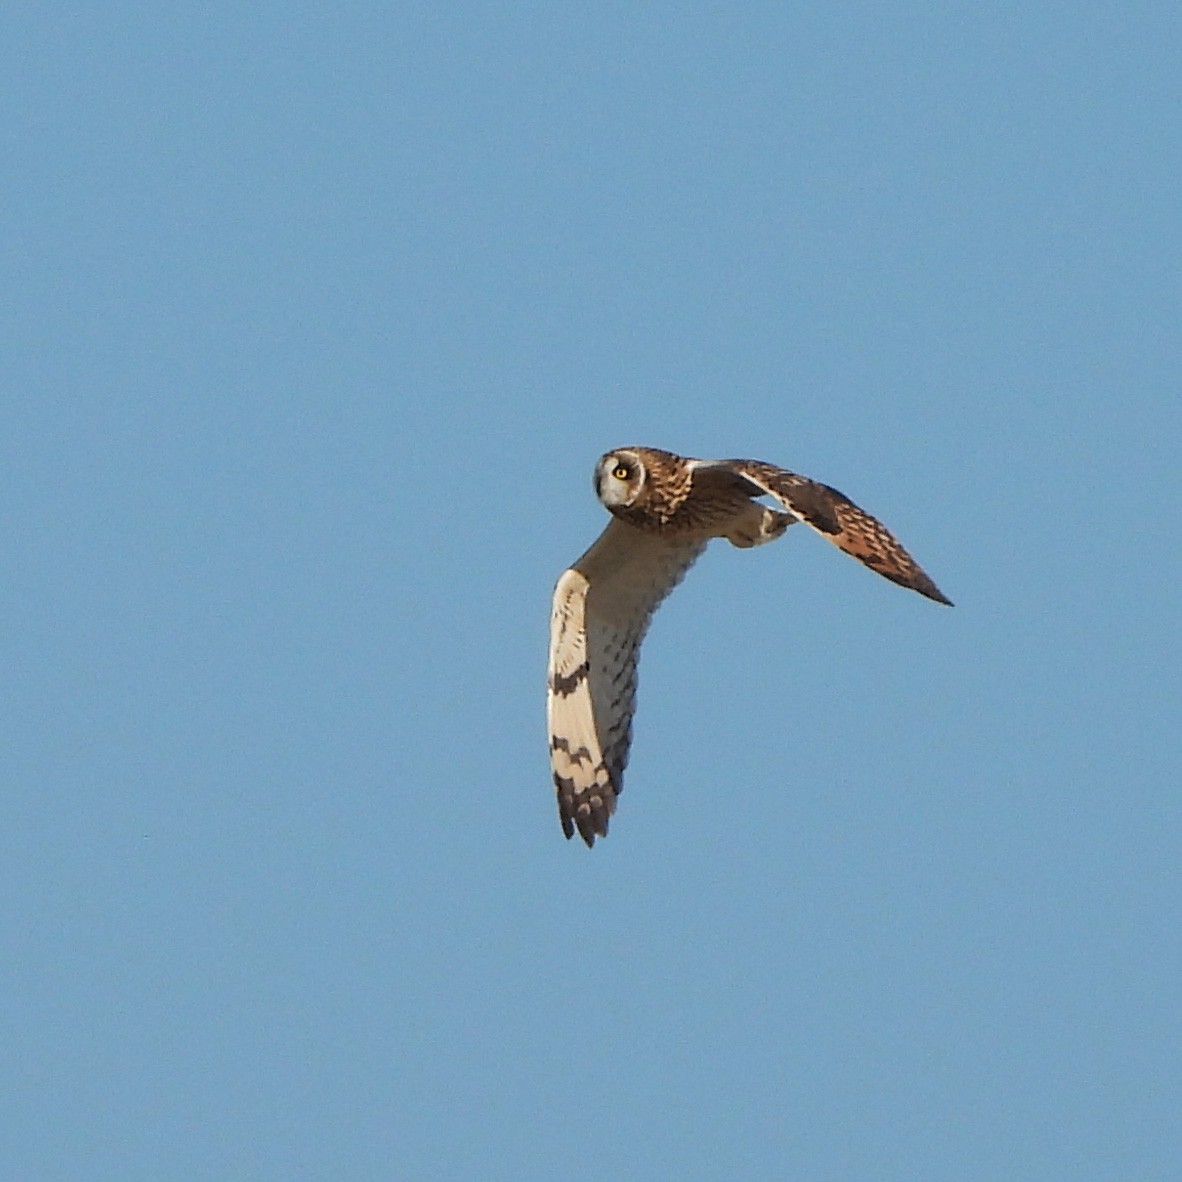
[548,446,951,847]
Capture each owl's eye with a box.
[613,464,631,480]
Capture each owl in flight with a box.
[548,446,952,847]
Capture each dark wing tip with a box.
[891,565,953,606]
[554,773,614,848]
[558,806,605,848]
[862,558,953,606]
[573,796,611,847]
[576,819,601,848]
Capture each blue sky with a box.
[3,4,1179,1178]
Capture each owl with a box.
[548,446,952,847]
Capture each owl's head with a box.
[595,449,646,509]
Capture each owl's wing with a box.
[548,519,707,846]
[719,459,953,605]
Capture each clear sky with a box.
[3,4,1179,1179]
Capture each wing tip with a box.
[917,579,954,607]
[555,777,615,849]
[559,812,604,848]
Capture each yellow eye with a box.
[613,464,630,480]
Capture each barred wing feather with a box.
[547,520,706,846]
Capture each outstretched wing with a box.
[548,520,706,846]
[722,459,953,605]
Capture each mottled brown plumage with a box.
[724,458,953,604]
[548,446,952,847]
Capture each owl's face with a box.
[595,450,646,509]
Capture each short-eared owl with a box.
[548,446,952,847]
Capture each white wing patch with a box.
[547,519,706,846]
